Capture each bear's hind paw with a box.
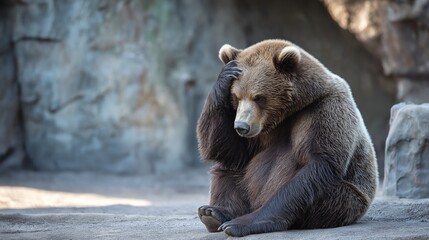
[198,205,229,232]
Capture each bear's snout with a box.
[234,121,250,136]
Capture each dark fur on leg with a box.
[219,160,340,236]
[199,165,251,232]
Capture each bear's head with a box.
[219,40,325,138]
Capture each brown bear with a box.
[196,39,378,237]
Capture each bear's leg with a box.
[219,161,371,237]
[219,180,369,236]
[199,166,250,232]
[294,181,370,229]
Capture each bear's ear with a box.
[274,46,301,73]
[219,44,241,64]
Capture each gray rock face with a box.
[0,3,24,169]
[384,103,429,198]
[1,0,393,173]
[326,0,429,105]
[382,0,429,103]
[11,0,203,173]
[6,0,243,173]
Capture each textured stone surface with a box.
[1,0,393,173]
[384,103,429,198]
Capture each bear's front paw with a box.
[218,60,242,84]
[210,60,242,106]
[198,205,229,232]
[219,214,255,237]
[219,213,288,237]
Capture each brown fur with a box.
[197,39,378,237]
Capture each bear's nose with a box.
[234,121,250,135]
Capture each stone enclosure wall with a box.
[1,0,427,175]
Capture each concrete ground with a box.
[0,169,428,240]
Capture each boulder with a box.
[384,103,429,198]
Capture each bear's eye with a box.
[254,95,266,106]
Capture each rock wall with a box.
[1,0,393,174]
[384,103,429,198]
[325,0,429,104]
[7,0,216,173]
[0,3,24,169]
[382,0,429,103]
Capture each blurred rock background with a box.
[0,0,427,176]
